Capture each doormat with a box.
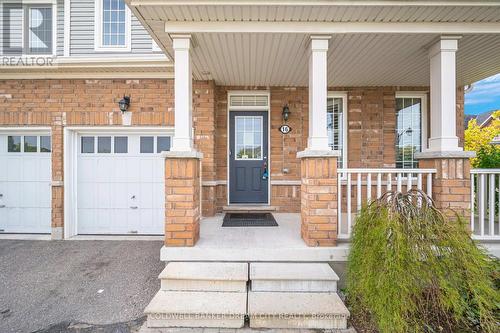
[222,213,278,227]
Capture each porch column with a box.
[428,36,461,152]
[164,34,202,247]
[297,35,340,247]
[307,36,330,151]
[171,35,194,152]
[416,36,475,219]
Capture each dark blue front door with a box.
[229,111,269,204]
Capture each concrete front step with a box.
[248,291,349,329]
[159,262,248,292]
[250,263,339,292]
[145,290,246,328]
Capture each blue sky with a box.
[465,73,500,115]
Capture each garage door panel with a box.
[0,157,7,182]
[0,133,52,234]
[138,183,154,209]
[109,182,129,209]
[77,182,95,209]
[77,209,95,234]
[96,158,116,182]
[22,157,39,181]
[76,133,166,235]
[95,182,112,209]
[6,157,23,181]
[139,159,155,182]
[78,159,97,182]
[152,183,164,209]
[126,208,141,233]
[19,182,36,207]
[39,158,52,181]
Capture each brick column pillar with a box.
[417,152,475,220]
[51,123,64,240]
[297,151,339,247]
[164,151,203,247]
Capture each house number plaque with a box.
[279,124,292,134]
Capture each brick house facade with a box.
[0,79,465,237]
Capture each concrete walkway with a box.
[0,239,164,333]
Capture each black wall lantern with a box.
[282,105,291,122]
[118,95,131,112]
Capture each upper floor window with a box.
[2,3,54,55]
[95,0,131,52]
[395,94,427,169]
[327,94,347,169]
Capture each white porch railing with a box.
[337,168,437,239]
[470,169,500,240]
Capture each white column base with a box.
[307,137,330,151]
[171,137,194,152]
[428,136,461,152]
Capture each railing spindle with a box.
[377,173,382,198]
[489,174,495,236]
[357,173,362,212]
[347,173,352,237]
[470,173,475,232]
[337,172,342,236]
[367,173,372,202]
[479,174,485,237]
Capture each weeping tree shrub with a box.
[347,190,499,333]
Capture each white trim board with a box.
[129,1,500,6]
[163,21,500,34]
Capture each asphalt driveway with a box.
[0,239,164,333]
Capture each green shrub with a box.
[347,190,499,333]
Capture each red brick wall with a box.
[213,85,465,212]
[0,79,466,224]
[0,79,215,231]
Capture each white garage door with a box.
[77,134,169,235]
[0,133,52,234]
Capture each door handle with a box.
[130,206,138,209]
[0,205,5,208]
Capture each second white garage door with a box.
[77,134,170,235]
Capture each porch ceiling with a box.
[127,1,500,86]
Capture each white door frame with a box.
[63,126,174,239]
[226,91,271,205]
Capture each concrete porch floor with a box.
[161,213,350,262]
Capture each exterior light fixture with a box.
[397,127,413,142]
[282,105,291,122]
[118,95,131,112]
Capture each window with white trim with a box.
[395,96,423,169]
[327,96,347,168]
[95,0,131,51]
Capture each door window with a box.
[235,116,263,160]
